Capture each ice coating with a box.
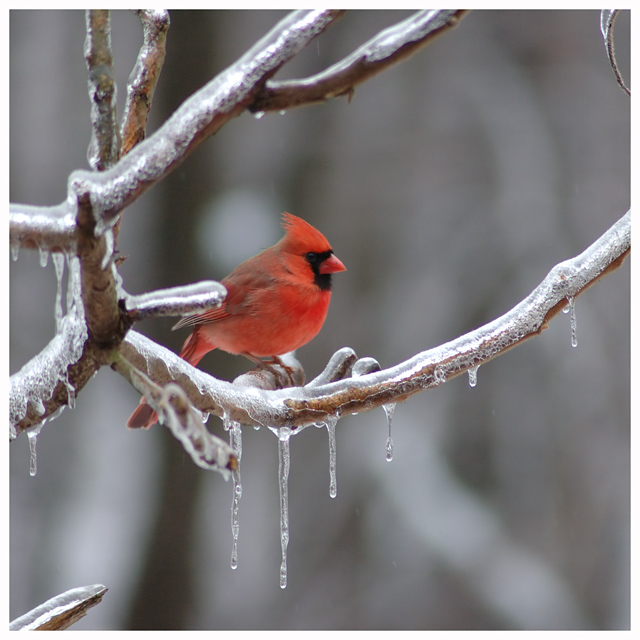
[9,584,107,631]
[9,202,77,254]
[125,280,227,321]
[155,382,235,477]
[365,10,458,63]
[10,255,87,434]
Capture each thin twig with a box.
[600,10,630,96]
[120,10,170,155]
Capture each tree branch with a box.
[124,280,227,323]
[117,354,238,475]
[250,9,469,112]
[116,211,630,430]
[10,584,107,631]
[600,10,630,96]
[9,202,77,256]
[120,10,170,155]
[85,10,121,170]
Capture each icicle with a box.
[277,426,291,589]
[26,423,44,477]
[228,420,242,570]
[53,253,66,332]
[382,403,396,462]
[38,245,49,268]
[325,417,338,498]
[223,413,243,570]
[11,241,19,262]
[468,365,479,388]
[253,111,265,119]
[28,433,38,477]
[566,296,578,347]
[230,467,242,570]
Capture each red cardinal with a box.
[127,212,346,428]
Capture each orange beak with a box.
[319,253,346,275]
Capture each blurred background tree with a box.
[10,10,629,630]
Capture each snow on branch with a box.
[116,211,630,430]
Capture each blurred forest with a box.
[9,10,629,630]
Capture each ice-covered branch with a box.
[116,211,630,430]
[85,10,121,170]
[118,356,238,476]
[124,280,227,322]
[250,10,469,112]
[120,10,170,155]
[9,584,107,631]
[9,202,77,257]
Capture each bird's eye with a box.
[305,252,318,263]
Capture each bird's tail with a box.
[126,328,214,429]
